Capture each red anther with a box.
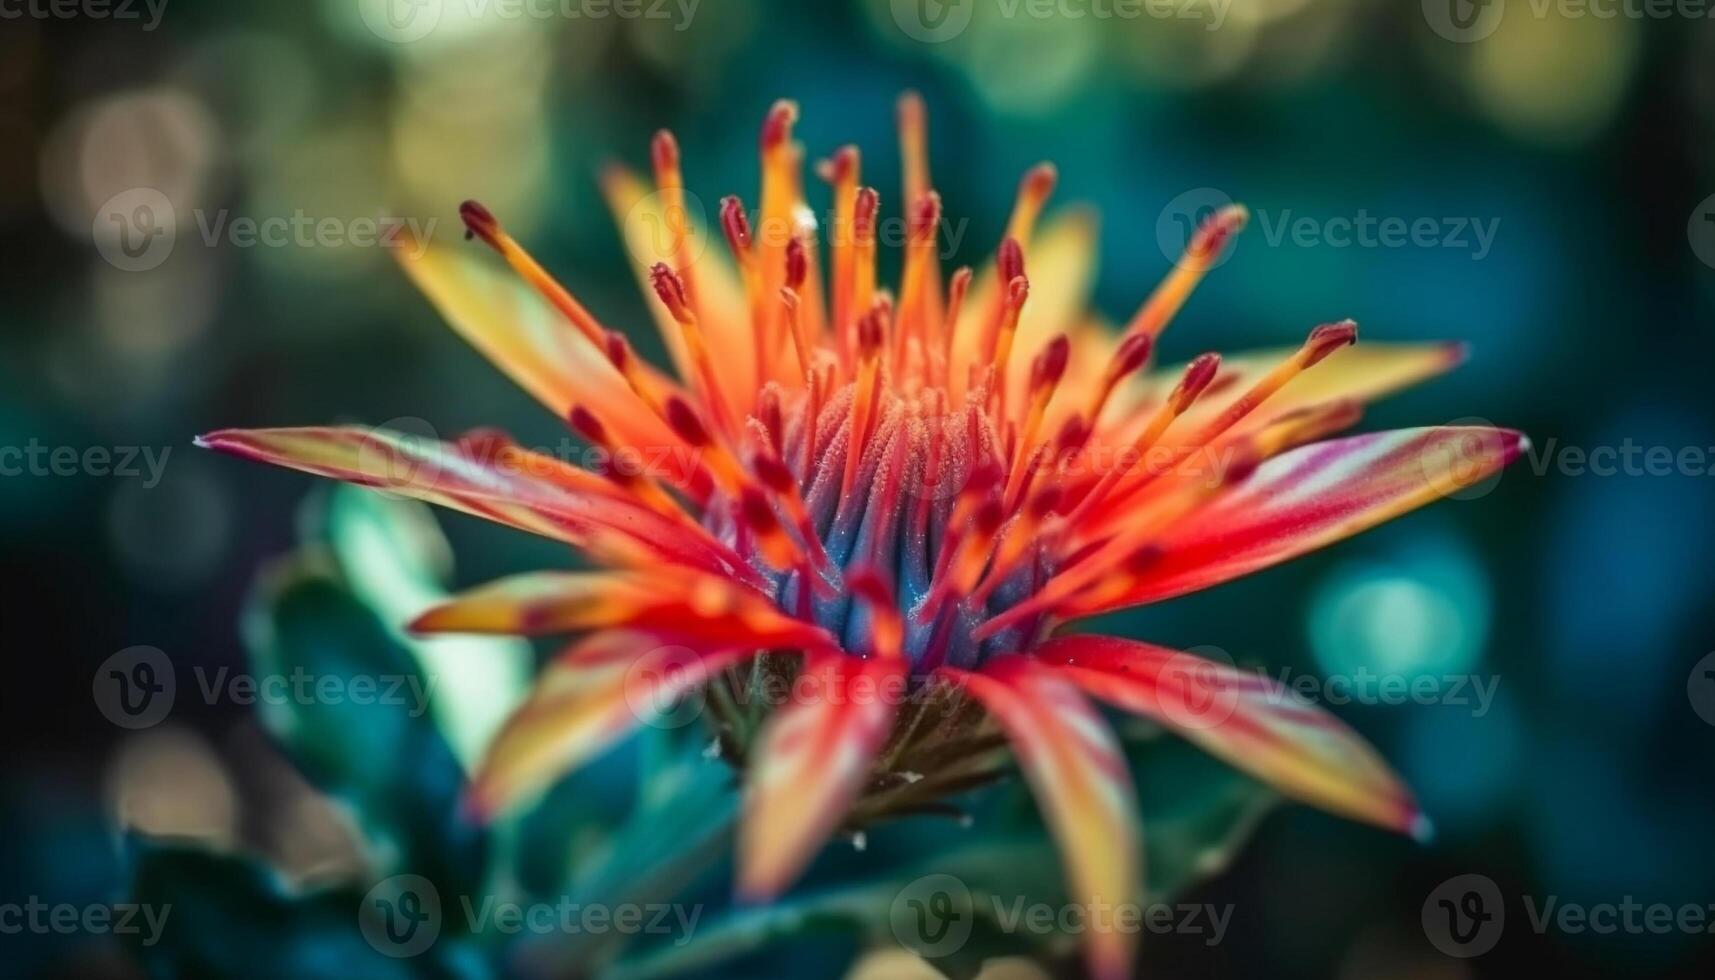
[1005,275,1030,309]
[973,497,1006,535]
[997,237,1025,283]
[649,263,694,324]
[1190,204,1248,260]
[785,237,808,289]
[758,386,784,444]
[1302,319,1358,366]
[847,565,894,607]
[761,99,798,152]
[602,330,631,371]
[1113,332,1155,377]
[964,459,1005,495]
[1171,353,1222,414]
[1027,484,1063,518]
[1022,162,1057,200]
[665,396,711,447]
[720,196,752,255]
[911,192,942,243]
[651,130,679,174]
[1125,544,1165,575]
[857,306,886,358]
[1053,415,1088,456]
[817,145,858,184]
[854,187,880,239]
[752,451,795,493]
[1031,335,1071,391]
[567,406,607,444]
[739,485,782,531]
[458,200,500,248]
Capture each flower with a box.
[199,95,1523,980]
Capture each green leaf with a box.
[241,557,487,901]
[304,485,533,774]
[127,840,487,980]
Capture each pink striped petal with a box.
[197,426,754,584]
[410,570,837,651]
[1070,426,1525,614]
[737,652,908,900]
[939,657,1140,980]
[1035,635,1426,837]
[469,633,756,820]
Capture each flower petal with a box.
[1070,426,1525,612]
[738,651,907,900]
[1035,634,1425,837]
[938,656,1139,980]
[469,633,754,819]
[396,237,682,451]
[197,426,752,582]
[411,570,837,651]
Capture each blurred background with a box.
[4,0,1715,977]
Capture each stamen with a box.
[459,200,607,347]
[898,91,930,206]
[1184,320,1356,447]
[842,303,888,497]
[651,263,743,440]
[1063,351,1220,527]
[1121,203,1247,341]
[898,192,943,377]
[1003,333,1069,507]
[1083,332,1154,429]
[850,187,880,371]
[739,486,801,572]
[1003,163,1058,248]
[819,145,861,361]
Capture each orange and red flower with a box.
[201,95,1523,980]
